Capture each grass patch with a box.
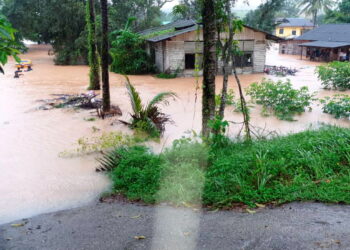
[101,126,350,208]
[155,72,177,79]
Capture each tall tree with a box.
[324,0,350,23]
[201,0,216,137]
[298,0,335,26]
[86,0,100,90]
[244,0,286,33]
[100,0,111,112]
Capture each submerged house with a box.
[279,24,350,62]
[139,19,280,77]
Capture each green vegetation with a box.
[120,76,177,137]
[324,0,350,24]
[244,0,297,33]
[141,28,174,40]
[0,15,20,73]
[298,0,334,26]
[317,62,350,90]
[0,0,169,65]
[247,79,314,121]
[155,72,177,79]
[110,30,154,74]
[59,131,145,157]
[215,89,235,108]
[101,126,350,207]
[321,95,350,119]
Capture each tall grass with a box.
[102,126,350,207]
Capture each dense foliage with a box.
[121,77,177,137]
[0,0,169,65]
[110,30,154,74]
[101,126,350,207]
[244,0,289,33]
[0,15,20,73]
[321,95,350,119]
[246,79,314,121]
[316,61,350,90]
[324,0,350,23]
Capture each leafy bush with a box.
[316,61,350,90]
[110,30,154,74]
[121,76,177,137]
[320,95,350,119]
[215,89,235,107]
[101,126,350,208]
[247,79,314,121]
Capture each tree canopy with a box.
[324,0,350,23]
[0,0,173,65]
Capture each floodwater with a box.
[0,44,349,225]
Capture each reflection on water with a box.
[0,44,349,224]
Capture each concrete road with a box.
[1,202,350,250]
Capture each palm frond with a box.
[146,92,177,111]
[124,75,143,117]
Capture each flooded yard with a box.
[0,44,349,225]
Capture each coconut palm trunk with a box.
[100,0,111,112]
[87,0,100,90]
[202,0,217,137]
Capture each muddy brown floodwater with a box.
[0,44,349,225]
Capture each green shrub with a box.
[101,126,350,208]
[110,30,154,74]
[215,89,235,107]
[316,61,350,90]
[246,79,314,121]
[320,94,350,119]
[121,76,177,137]
[108,146,163,203]
[155,72,177,79]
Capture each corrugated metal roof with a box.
[138,19,196,36]
[295,24,350,42]
[139,19,281,43]
[277,18,314,28]
[145,25,198,42]
[299,41,350,48]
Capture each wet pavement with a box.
[1,202,349,250]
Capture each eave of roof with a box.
[142,23,282,43]
[298,41,350,48]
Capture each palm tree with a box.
[100,0,110,111]
[298,0,335,26]
[86,0,100,90]
[121,76,177,137]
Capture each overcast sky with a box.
[162,0,263,12]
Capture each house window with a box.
[279,28,284,34]
[234,52,253,67]
[292,30,297,35]
[185,54,195,69]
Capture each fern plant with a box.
[121,76,177,137]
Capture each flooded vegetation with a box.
[0,44,349,224]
